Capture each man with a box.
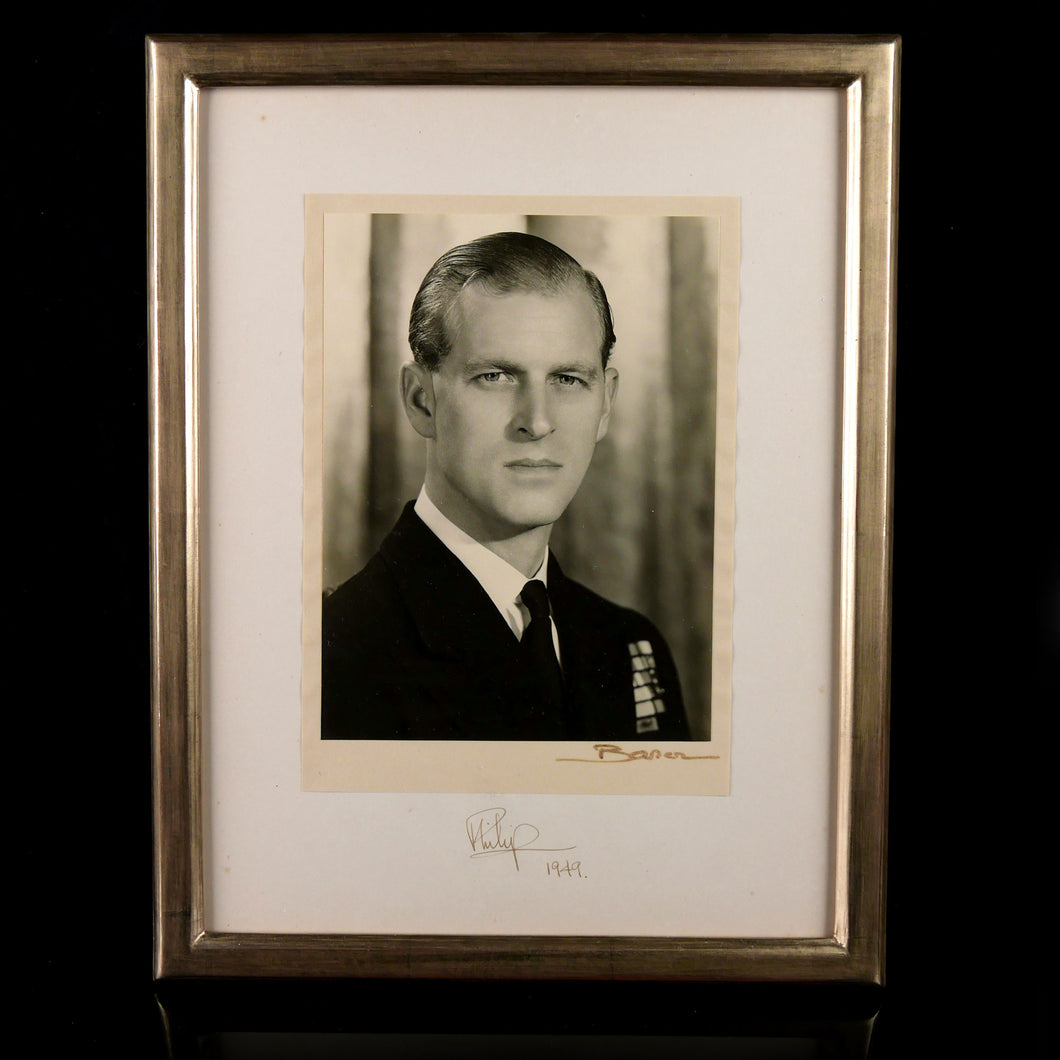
[322,231,688,741]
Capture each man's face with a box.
[420,281,618,544]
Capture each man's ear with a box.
[596,366,620,442]
[400,361,437,439]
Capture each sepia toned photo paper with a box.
[301,195,739,795]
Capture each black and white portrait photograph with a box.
[302,203,738,789]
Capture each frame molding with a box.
[149,34,898,982]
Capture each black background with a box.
[14,9,1050,1058]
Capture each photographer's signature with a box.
[555,743,719,763]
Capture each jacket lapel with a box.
[379,502,521,664]
[377,504,575,738]
[547,553,632,737]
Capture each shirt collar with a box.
[414,487,547,638]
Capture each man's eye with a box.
[555,374,584,387]
[476,371,506,383]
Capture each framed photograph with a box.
[150,35,898,981]
[303,195,737,795]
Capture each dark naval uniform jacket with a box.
[322,502,689,741]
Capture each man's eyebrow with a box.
[462,358,522,374]
[462,358,519,370]
[552,362,601,378]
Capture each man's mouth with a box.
[506,459,562,469]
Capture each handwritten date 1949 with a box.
[546,859,584,878]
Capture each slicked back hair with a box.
[408,231,617,370]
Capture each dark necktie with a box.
[519,580,567,726]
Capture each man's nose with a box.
[512,381,554,439]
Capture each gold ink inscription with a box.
[555,743,721,763]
